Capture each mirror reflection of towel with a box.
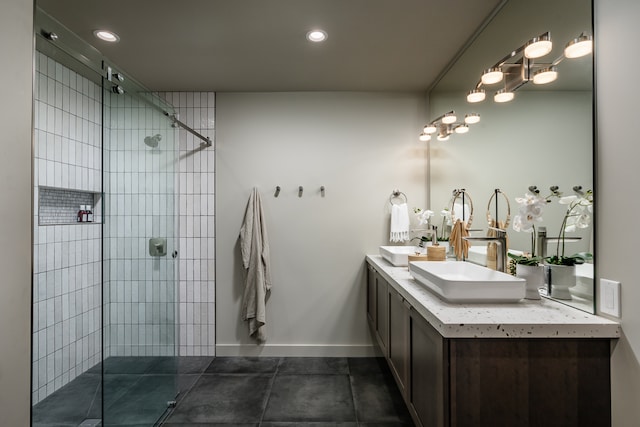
[390,203,410,242]
[450,219,470,260]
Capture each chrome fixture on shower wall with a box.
[419,110,480,142]
[466,31,593,104]
[144,134,162,148]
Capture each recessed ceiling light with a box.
[94,30,120,43]
[306,30,327,42]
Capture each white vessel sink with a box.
[379,246,420,267]
[409,261,525,303]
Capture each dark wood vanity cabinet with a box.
[388,286,410,396]
[366,263,613,427]
[366,264,388,356]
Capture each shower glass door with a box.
[102,71,179,426]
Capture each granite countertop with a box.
[366,255,621,339]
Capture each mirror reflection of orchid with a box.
[547,186,593,266]
[509,185,561,266]
[412,207,451,241]
[413,207,434,226]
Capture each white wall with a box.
[595,0,640,425]
[0,0,33,424]
[216,92,427,356]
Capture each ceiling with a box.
[37,0,504,92]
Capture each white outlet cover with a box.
[599,278,621,318]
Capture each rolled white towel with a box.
[390,203,410,242]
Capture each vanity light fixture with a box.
[467,31,593,104]
[564,33,593,58]
[93,29,120,42]
[533,66,558,85]
[524,33,552,58]
[306,30,327,42]
[419,110,480,142]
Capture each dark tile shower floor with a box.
[32,357,414,427]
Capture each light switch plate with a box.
[599,278,621,317]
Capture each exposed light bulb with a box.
[419,133,431,142]
[442,113,457,124]
[481,68,504,85]
[464,113,480,124]
[437,134,450,141]
[423,124,437,134]
[564,35,592,58]
[494,90,514,103]
[454,125,469,134]
[533,67,558,85]
[467,89,486,103]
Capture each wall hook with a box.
[320,186,325,197]
[299,186,304,197]
[274,186,281,197]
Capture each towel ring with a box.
[450,189,474,227]
[389,189,408,206]
[486,189,511,228]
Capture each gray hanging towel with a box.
[239,187,272,341]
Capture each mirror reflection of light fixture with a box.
[467,31,593,104]
[467,89,486,103]
[494,89,514,103]
[418,110,480,142]
[442,112,457,124]
[464,113,481,124]
[481,67,504,84]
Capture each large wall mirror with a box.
[428,0,594,312]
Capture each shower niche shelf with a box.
[38,186,102,226]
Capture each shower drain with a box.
[78,419,101,427]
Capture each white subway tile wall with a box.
[32,52,102,404]
[159,92,216,357]
[103,89,179,358]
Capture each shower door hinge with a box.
[167,400,177,408]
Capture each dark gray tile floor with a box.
[32,357,413,427]
[164,357,414,427]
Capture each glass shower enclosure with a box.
[32,8,180,426]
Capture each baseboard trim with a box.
[215,344,379,357]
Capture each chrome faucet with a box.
[463,227,508,272]
[536,226,581,259]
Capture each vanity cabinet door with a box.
[375,272,389,355]
[366,265,388,356]
[410,307,448,427]
[388,286,410,397]
[366,264,376,327]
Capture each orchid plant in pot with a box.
[545,186,593,299]
[508,185,560,299]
